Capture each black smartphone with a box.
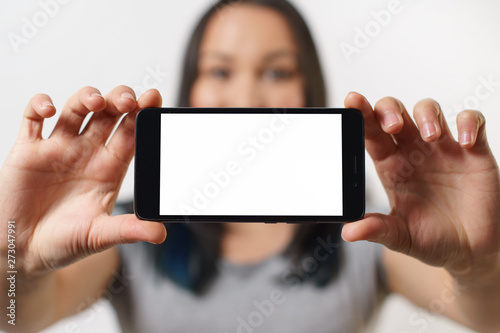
[134,108,365,223]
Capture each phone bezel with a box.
[134,108,365,223]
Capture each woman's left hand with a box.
[343,92,500,277]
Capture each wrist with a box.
[448,252,500,287]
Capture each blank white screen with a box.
[159,113,343,216]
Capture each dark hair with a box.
[153,0,341,295]
[177,0,327,107]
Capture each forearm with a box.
[0,219,60,332]
[1,269,58,333]
[383,249,500,333]
[0,248,119,333]
[450,254,500,332]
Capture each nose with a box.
[224,72,263,107]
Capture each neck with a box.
[221,223,297,264]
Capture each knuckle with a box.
[28,94,53,117]
[80,86,99,96]
[32,93,50,100]
[144,88,160,97]
[475,111,486,124]
[456,110,486,128]
[420,98,438,107]
[30,93,50,105]
[414,99,441,118]
[457,110,477,120]
[344,91,366,107]
[115,85,136,96]
[375,97,404,115]
[375,96,397,108]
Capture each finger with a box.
[89,214,167,251]
[374,97,420,149]
[344,92,397,161]
[106,89,163,163]
[412,99,453,143]
[19,94,56,141]
[456,110,487,149]
[81,86,137,145]
[51,87,106,138]
[342,213,411,254]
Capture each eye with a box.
[208,68,231,80]
[262,68,293,81]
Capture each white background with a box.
[1,0,499,332]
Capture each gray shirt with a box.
[109,239,385,333]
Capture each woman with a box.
[1,0,499,332]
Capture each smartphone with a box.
[134,108,365,223]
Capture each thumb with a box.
[342,213,411,254]
[89,214,167,251]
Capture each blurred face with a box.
[190,4,305,108]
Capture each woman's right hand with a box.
[0,86,167,277]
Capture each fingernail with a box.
[120,92,136,102]
[384,113,400,128]
[422,122,437,138]
[460,132,471,145]
[91,92,102,98]
[42,101,54,109]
